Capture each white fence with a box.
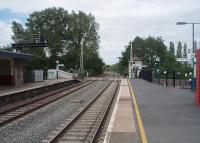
[47,69,77,80]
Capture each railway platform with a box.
[2,77,198,143]
[130,79,200,143]
[0,78,71,97]
[0,78,79,107]
[105,79,138,143]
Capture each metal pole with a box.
[80,42,84,71]
[165,71,168,87]
[173,70,176,88]
[56,60,59,79]
[192,23,195,91]
[158,60,160,84]
[80,37,84,79]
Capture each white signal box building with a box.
[128,43,144,78]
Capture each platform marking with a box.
[128,79,148,143]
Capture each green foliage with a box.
[123,36,167,70]
[176,41,182,58]
[118,36,191,76]
[118,48,129,76]
[104,64,119,72]
[194,41,197,52]
[183,43,187,58]
[26,57,50,71]
[11,7,104,75]
[0,45,13,51]
[169,41,175,55]
[11,21,46,59]
[59,10,102,74]
[162,52,176,70]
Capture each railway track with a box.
[0,80,96,127]
[43,80,119,143]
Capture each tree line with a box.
[117,36,191,76]
[169,41,198,58]
[9,7,104,74]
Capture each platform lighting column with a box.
[56,60,59,79]
[176,22,200,91]
[156,57,160,84]
[164,70,168,86]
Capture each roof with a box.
[0,50,33,60]
[132,56,142,61]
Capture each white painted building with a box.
[128,43,144,78]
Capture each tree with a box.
[59,11,102,74]
[61,11,101,73]
[118,36,192,77]
[11,7,104,74]
[118,36,168,75]
[11,23,46,59]
[104,64,119,72]
[194,41,197,52]
[118,47,129,75]
[176,41,182,58]
[183,43,188,58]
[169,41,175,55]
[12,21,25,43]
[162,52,176,70]
[0,45,12,51]
[25,7,69,67]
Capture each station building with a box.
[129,56,143,78]
[0,50,32,86]
[128,43,144,78]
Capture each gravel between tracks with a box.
[0,80,110,143]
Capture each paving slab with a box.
[131,79,200,143]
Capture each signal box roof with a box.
[132,56,142,61]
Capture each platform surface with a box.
[131,79,200,143]
[106,79,136,143]
[0,78,70,97]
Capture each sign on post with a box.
[58,64,64,67]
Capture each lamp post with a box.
[155,56,160,84]
[177,71,181,87]
[185,73,188,86]
[56,60,59,79]
[164,70,168,86]
[176,22,200,91]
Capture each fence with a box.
[139,70,191,88]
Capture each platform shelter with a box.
[0,50,32,86]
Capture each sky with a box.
[0,0,200,64]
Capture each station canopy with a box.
[0,50,33,60]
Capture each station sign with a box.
[58,64,64,67]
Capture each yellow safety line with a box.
[128,79,148,143]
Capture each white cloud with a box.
[0,0,200,64]
[0,21,12,47]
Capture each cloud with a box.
[0,0,200,64]
[0,20,12,46]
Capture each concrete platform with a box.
[0,78,79,106]
[104,79,137,143]
[131,79,200,143]
[0,78,71,97]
